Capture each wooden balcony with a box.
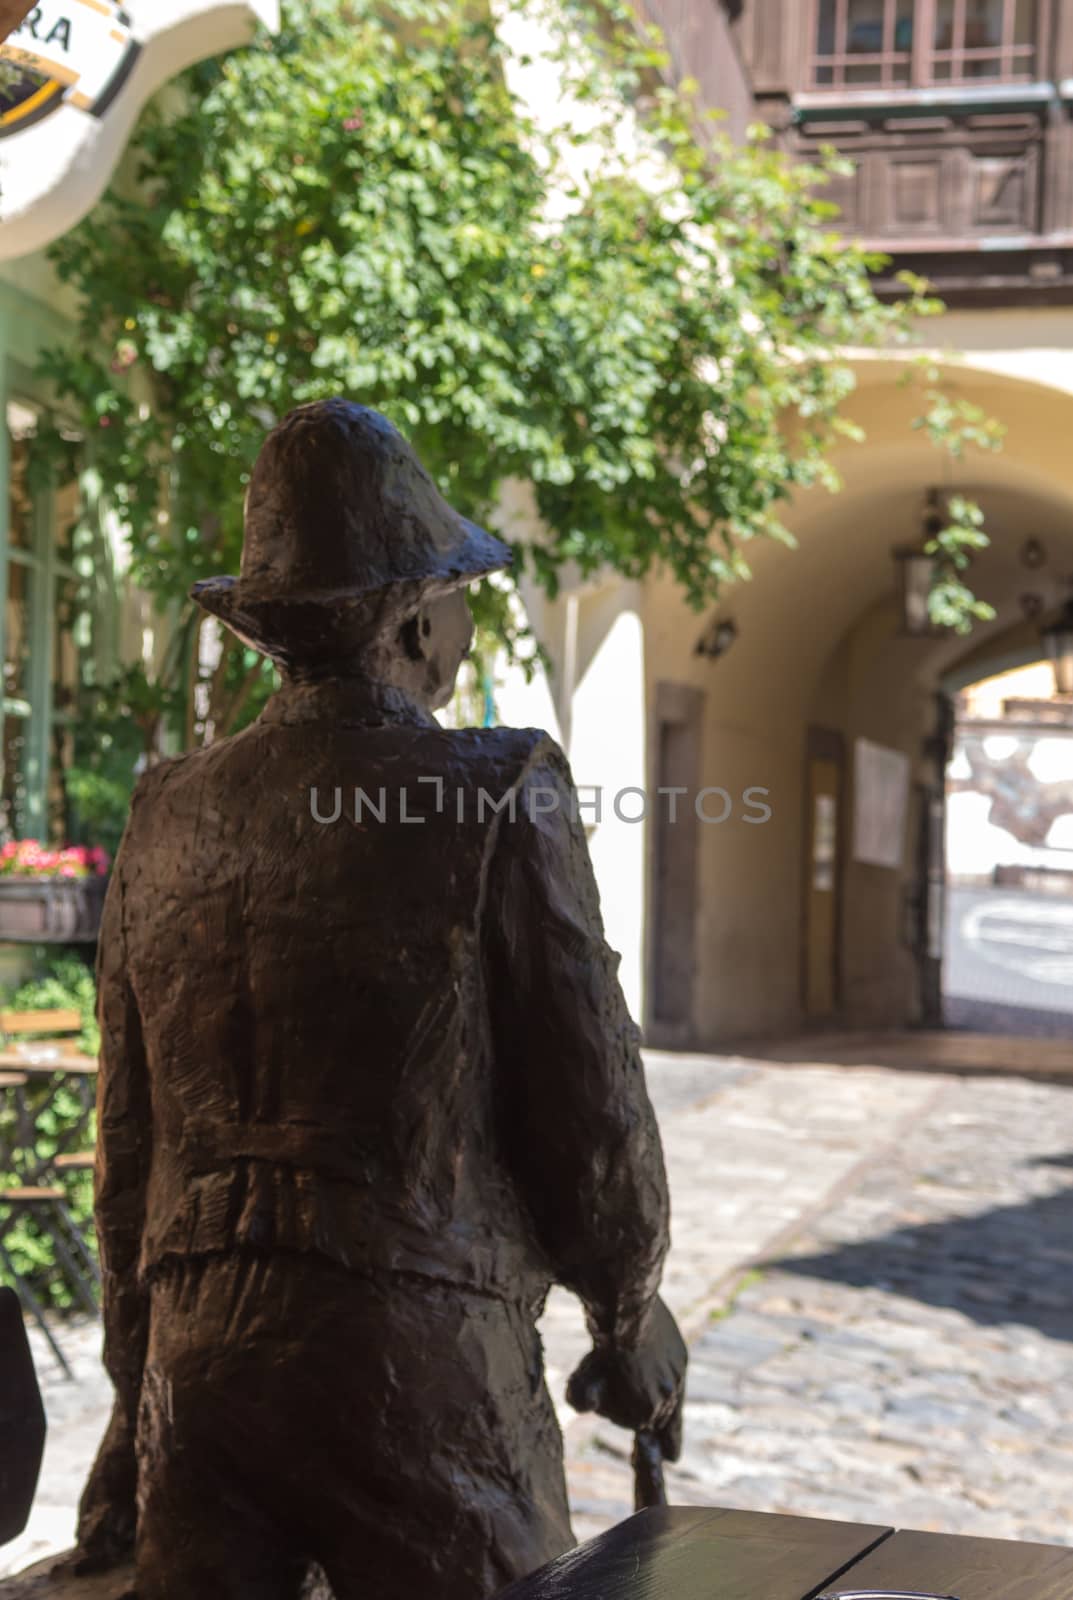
[656,0,1073,306]
[790,82,1073,304]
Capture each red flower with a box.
[0,838,110,879]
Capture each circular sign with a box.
[0,0,278,260]
[0,58,63,134]
[0,0,139,137]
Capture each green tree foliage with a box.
[64,663,184,856]
[34,0,1000,767]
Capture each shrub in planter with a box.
[0,842,110,879]
[0,842,111,943]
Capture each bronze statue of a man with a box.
[75,400,686,1599]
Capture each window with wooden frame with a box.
[2,396,94,845]
[812,0,1042,90]
[932,0,1038,81]
[814,0,915,86]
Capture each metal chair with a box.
[0,1185,99,1377]
[0,1009,100,1376]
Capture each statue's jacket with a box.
[95,678,670,1409]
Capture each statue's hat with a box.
[190,399,511,667]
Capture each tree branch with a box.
[220,657,269,738]
[183,619,201,752]
[203,629,241,743]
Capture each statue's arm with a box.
[485,742,671,1347]
[75,820,152,1568]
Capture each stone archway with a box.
[637,356,1073,1044]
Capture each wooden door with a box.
[803,729,844,1020]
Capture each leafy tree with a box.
[33,0,1000,792]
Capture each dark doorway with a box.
[649,682,703,1039]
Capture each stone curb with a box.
[724,1034,1073,1088]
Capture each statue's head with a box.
[190,399,510,703]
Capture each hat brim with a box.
[190,520,511,668]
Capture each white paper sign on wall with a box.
[853,737,911,870]
[0,0,279,260]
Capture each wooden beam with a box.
[0,1007,82,1036]
[914,0,938,84]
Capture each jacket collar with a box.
[260,677,438,729]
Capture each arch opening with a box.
[942,656,1073,1040]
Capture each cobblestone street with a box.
[568,1064,1073,1547]
[5,1046,1073,1580]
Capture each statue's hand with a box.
[73,1400,138,1572]
[566,1296,686,1461]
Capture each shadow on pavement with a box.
[733,1028,1073,1084]
[766,1181,1073,1343]
[944,994,1073,1039]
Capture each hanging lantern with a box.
[892,491,944,637]
[893,547,939,635]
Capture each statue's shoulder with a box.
[430,724,564,783]
[129,749,196,805]
[124,739,231,821]
[133,714,272,794]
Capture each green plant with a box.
[923,493,997,634]
[0,951,98,1311]
[64,662,188,855]
[31,0,1001,753]
[708,1266,765,1323]
[0,58,33,93]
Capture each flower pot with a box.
[0,875,109,943]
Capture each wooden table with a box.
[495,1507,1073,1600]
[0,1049,97,1077]
[0,1050,97,1184]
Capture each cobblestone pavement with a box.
[567,1070,1073,1548]
[7,1053,1072,1578]
[539,1051,941,1431]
